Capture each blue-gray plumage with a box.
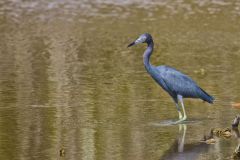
[128,33,214,123]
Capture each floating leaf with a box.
[60,148,65,157]
[232,103,240,108]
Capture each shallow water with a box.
[1,0,240,160]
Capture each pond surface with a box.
[1,0,240,160]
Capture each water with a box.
[0,0,240,159]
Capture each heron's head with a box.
[127,33,153,47]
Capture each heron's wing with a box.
[155,66,200,98]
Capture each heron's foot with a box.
[174,116,187,124]
[182,116,187,121]
[178,112,183,119]
[174,119,185,124]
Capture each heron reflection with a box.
[160,124,210,160]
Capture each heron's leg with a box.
[178,95,187,121]
[175,103,183,120]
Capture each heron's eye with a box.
[136,36,146,44]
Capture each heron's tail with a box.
[199,87,215,104]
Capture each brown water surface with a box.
[1,0,240,160]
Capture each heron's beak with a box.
[127,41,135,47]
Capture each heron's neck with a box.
[143,40,154,72]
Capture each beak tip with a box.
[127,42,135,48]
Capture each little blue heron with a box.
[128,33,214,124]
